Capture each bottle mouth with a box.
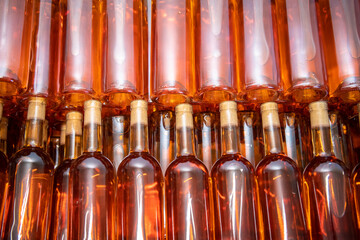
[309,101,329,128]
[130,100,148,126]
[27,97,46,121]
[175,103,193,129]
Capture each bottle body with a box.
[49,159,71,240]
[150,0,196,105]
[194,0,238,103]
[69,152,115,239]
[0,151,7,237]
[4,147,54,239]
[59,0,105,108]
[0,0,33,96]
[165,155,212,240]
[352,163,360,231]
[211,153,258,239]
[275,0,327,103]
[316,0,360,103]
[239,0,280,102]
[117,152,163,239]
[304,156,358,239]
[256,153,307,239]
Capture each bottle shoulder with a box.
[119,152,162,173]
[165,155,208,176]
[10,147,54,169]
[256,153,299,174]
[304,156,350,176]
[71,152,115,172]
[54,160,72,177]
[211,154,254,175]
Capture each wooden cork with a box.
[27,97,46,120]
[66,111,83,136]
[260,102,280,128]
[220,101,238,127]
[175,103,193,129]
[130,100,148,126]
[84,100,102,126]
[60,123,66,145]
[0,117,8,140]
[309,101,329,128]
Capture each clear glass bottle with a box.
[103,0,147,107]
[3,97,54,239]
[68,100,115,239]
[194,0,238,103]
[194,108,221,171]
[50,111,82,240]
[0,0,33,97]
[211,101,258,239]
[303,101,358,239]
[103,114,130,171]
[256,102,307,239]
[275,0,327,103]
[165,103,213,240]
[116,100,164,239]
[150,0,196,105]
[316,0,360,103]
[238,110,264,167]
[149,106,176,173]
[352,102,360,231]
[59,0,105,109]
[239,0,281,102]
[0,113,7,237]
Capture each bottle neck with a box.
[83,123,102,153]
[311,126,332,157]
[176,126,195,157]
[130,124,149,152]
[221,125,240,155]
[64,133,82,160]
[263,125,283,155]
[24,119,45,148]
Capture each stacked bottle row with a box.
[0,0,359,114]
[0,97,359,239]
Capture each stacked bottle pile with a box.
[0,0,359,239]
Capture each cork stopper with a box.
[66,111,83,136]
[84,100,102,126]
[220,101,238,127]
[130,100,148,126]
[175,103,193,129]
[60,123,66,145]
[260,102,280,128]
[309,101,329,128]
[0,117,8,140]
[27,97,46,120]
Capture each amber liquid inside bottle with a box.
[303,102,358,239]
[4,98,54,239]
[275,0,327,103]
[316,0,360,103]
[150,0,196,105]
[0,149,7,237]
[194,0,238,103]
[0,0,33,96]
[211,101,258,239]
[59,0,105,108]
[240,0,280,102]
[165,104,213,240]
[149,109,176,173]
[69,101,115,239]
[257,103,307,239]
[50,112,82,240]
[117,100,163,239]
[194,111,221,171]
[103,0,146,107]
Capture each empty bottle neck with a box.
[24,119,45,148]
[221,125,240,155]
[83,123,102,153]
[130,123,149,152]
[176,126,195,157]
